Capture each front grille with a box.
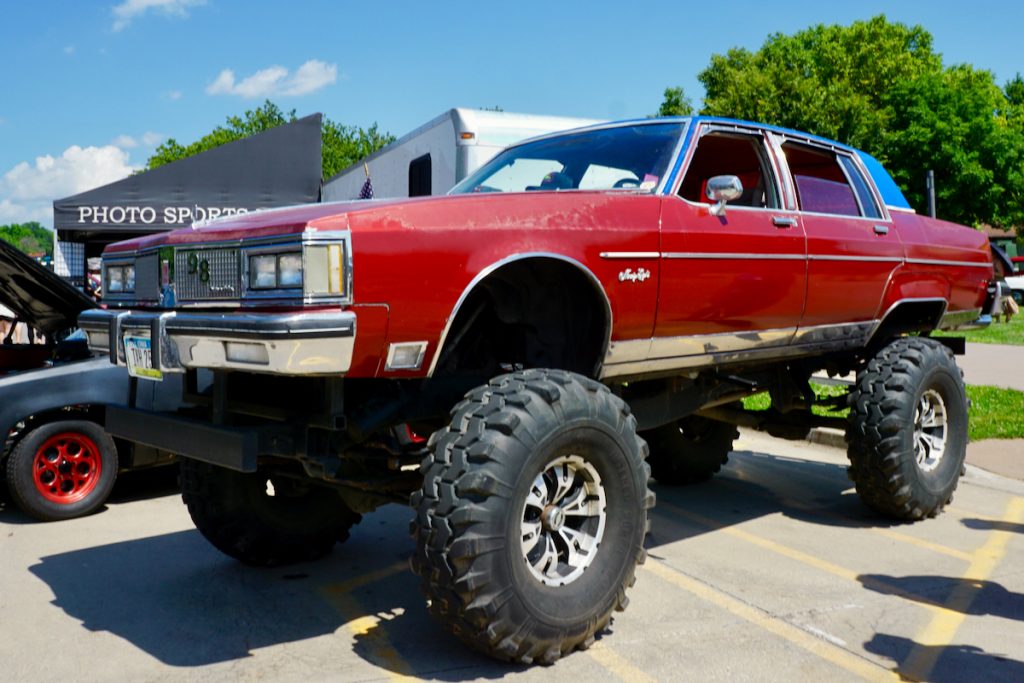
[135,253,160,301]
[174,247,241,301]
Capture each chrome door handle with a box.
[772,216,797,228]
[873,224,890,235]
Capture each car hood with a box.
[0,239,96,336]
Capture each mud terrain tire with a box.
[410,369,654,665]
[642,415,738,485]
[846,337,968,520]
[181,458,361,566]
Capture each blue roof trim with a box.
[857,152,911,210]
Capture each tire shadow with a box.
[865,633,1024,683]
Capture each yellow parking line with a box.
[899,497,1024,682]
[587,643,659,683]
[655,501,956,615]
[716,476,975,562]
[643,561,898,682]
[321,560,415,682]
[324,560,409,594]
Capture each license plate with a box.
[124,335,163,381]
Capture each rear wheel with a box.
[846,337,968,520]
[5,420,118,521]
[180,459,361,566]
[411,369,653,664]
[641,415,738,485]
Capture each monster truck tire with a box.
[410,369,654,665]
[180,458,361,566]
[846,337,968,521]
[5,420,118,521]
[641,415,738,485]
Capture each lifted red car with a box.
[81,117,998,663]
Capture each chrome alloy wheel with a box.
[914,389,948,473]
[520,454,607,586]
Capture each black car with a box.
[1,240,179,520]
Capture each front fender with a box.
[0,358,129,451]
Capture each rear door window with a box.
[782,142,874,217]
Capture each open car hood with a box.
[0,239,96,336]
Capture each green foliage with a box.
[0,222,52,258]
[742,380,1024,441]
[692,15,1024,228]
[655,87,693,117]
[321,120,394,180]
[933,315,1024,345]
[965,384,1024,440]
[146,100,395,180]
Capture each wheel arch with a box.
[867,297,948,345]
[427,253,613,378]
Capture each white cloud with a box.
[206,59,337,98]
[112,0,205,32]
[1,146,138,227]
[111,134,138,149]
[164,89,183,100]
[142,131,164,146]
[64,45,75,55]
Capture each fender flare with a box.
[426,252,613,377]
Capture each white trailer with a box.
[322,108,602,201]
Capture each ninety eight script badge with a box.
[618,268,651,283]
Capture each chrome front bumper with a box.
[79,308,356,376]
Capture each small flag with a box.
[358,162,373,199]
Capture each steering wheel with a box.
[613,178,641,189]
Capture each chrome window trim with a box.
[426,252,613,378]
[668,123,786,210]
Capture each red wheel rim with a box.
[31,432,104,505]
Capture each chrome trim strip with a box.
[599,252,660,259]
[426,252,613,378]
[647,328,795,359]
[906,258,992,269]
[601,321,876,380]
[937,307,984,330]
[808,255,904,263]
[661,252,805,261]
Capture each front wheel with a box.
[846,337,968,520]
[5,420,118,521]
[411,369,654,665]
[180,459,361,566]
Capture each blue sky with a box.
[1,0,1021,228]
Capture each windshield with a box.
[450,123,684,195]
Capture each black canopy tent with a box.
[52,113,323,285]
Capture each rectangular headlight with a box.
[277,253,303,288]
[249,255,277,289]
[108,266,124,292]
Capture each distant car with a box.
[1,240,180,521]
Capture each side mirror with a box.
[705,175,743,217]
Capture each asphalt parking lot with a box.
[2,430,1022,683]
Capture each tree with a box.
[690,15,1024,228]
[655,87,693,117]
[0,222,53,257]
[147,101,394,179]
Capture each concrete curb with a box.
[806,427,845,450]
